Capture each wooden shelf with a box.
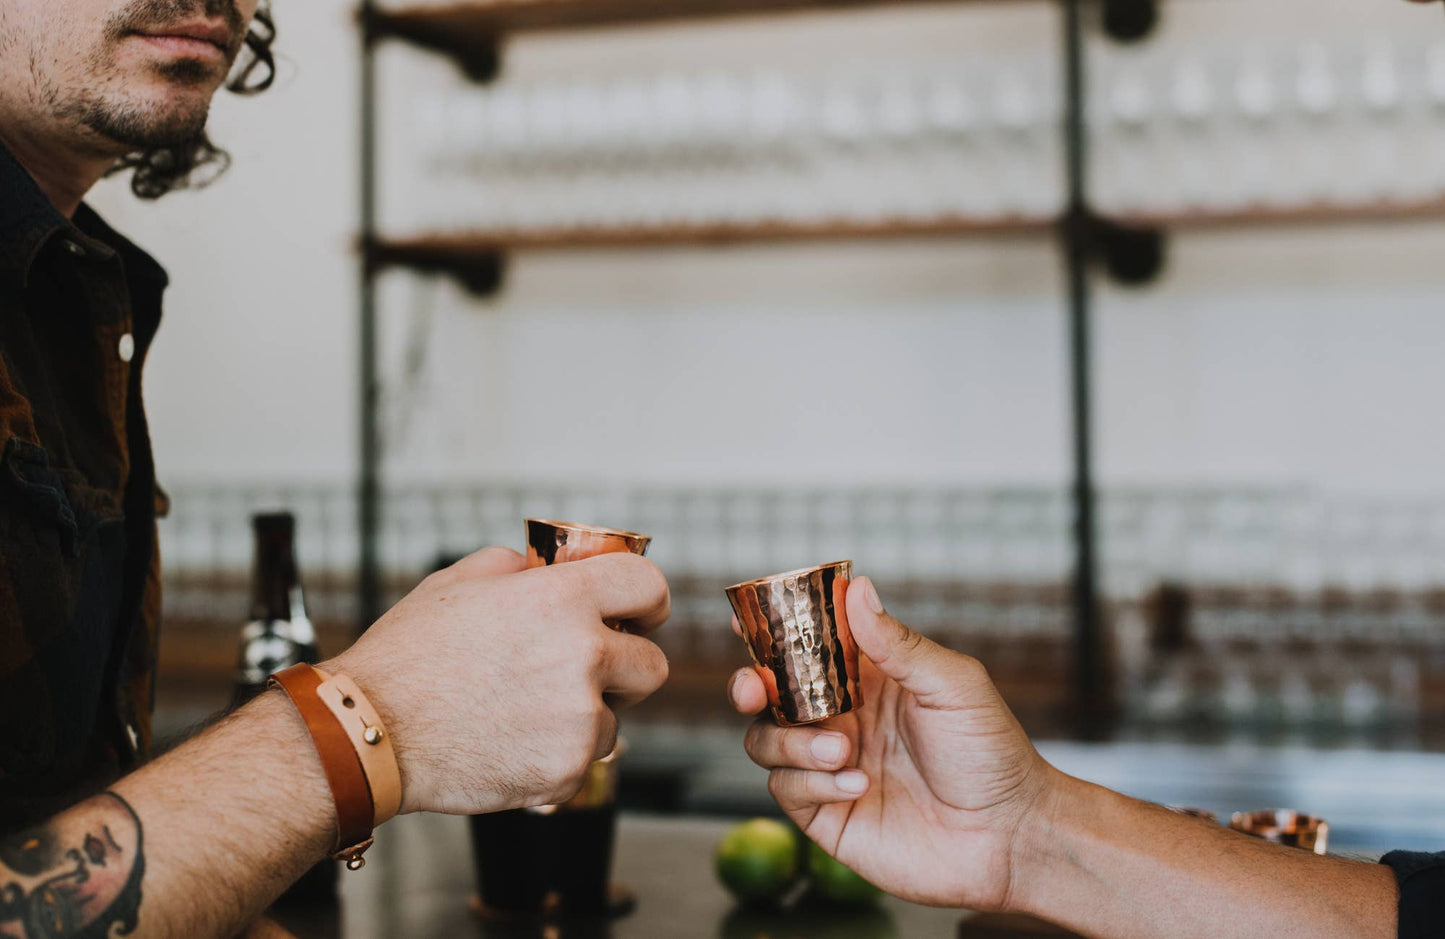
[367,0,975,48]
[366,198,1445,291]
[1110,196,1445,232]
[366,216,1054,291]
[363,0,986,77]
[372,214,1051,258]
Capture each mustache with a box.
[105,0,248,60]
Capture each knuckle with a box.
[594,709,619,751]
[571,628,607,667]
[767,771,793,803]
[417,569,450,591]
[475,545,520,568]
[646,644,670,689]
[554,563,590,602]
[955,652,989,682]
[637,559,669,604]
[743,721,767,755]
[899,624,928,655]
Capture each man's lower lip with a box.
[131,34,225,60]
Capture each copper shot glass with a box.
[525,518,650,568]
[526,518,651,632]
[726,561,862,726]
[1229,810,1329,854]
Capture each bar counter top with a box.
[267,812,979,938]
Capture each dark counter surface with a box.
[268,813,972,938]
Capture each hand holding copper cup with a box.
[725,561,862,726]
[1230,810,1329,854]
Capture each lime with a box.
[807,843,883,906]
[715,818,802,905]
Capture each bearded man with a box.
[0,4,673,936]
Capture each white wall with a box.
[90,0,1445,500]
[88,0,360,484]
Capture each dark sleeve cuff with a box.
[1380,850,1445,939]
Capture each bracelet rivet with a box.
[346,856,366,871]
[363,725,383,745]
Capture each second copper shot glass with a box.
[1229,809,1329,855]
[726,560,863,726]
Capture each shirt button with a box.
[118,333,135,363]
[62,239,87,258]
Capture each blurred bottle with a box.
[234,511,337,905]
[234,512,320,702]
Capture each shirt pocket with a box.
[0,435,126,779]
[1,436,82,556]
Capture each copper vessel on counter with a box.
[1229,810,1329,854]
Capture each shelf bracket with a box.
[1088,215,1167,286]
[360,6,503,83]
[1102,0,1160,42]
[365,238,509,298]
[450,41,503,85]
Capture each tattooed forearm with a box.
[0,792,144,939]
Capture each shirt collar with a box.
[0,138,169,291]
[0,138,70,283]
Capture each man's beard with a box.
[70,71,214,152]
[50,0,245,151]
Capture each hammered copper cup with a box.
[1229,810,1329,854]
[726,561,863,726]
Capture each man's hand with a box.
[728,576,1055,910]
[333,546,670,816]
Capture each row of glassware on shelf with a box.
[384,38,1445,229]
[411,39,1445,167]
[1127,650,1433,730]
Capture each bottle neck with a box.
[238,534,318,690]
[248,534,315,646]
[251,533,300,616]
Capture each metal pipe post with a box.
[1061,0,1107,737]
[358,2,382,632]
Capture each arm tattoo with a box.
[0,793,145,939]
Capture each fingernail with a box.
[836,770,869,794]
[727,671,743,700]
[863,578,884,614]
[811,734,845,764]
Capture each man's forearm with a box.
[1011,772,1398,938]
[1,691,334,938]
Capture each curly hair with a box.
[108,2,277,199]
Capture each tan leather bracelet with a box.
[314,672,401,826]
[269,664,401,869]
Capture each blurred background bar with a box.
[86,0,1445,859]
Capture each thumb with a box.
[846,577,982,707]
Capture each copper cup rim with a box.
[725,560,854,594]
[524,517,651,543]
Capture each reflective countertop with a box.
[268,813,970,939]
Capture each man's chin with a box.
[81,95,212,153]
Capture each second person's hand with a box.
[728,577,1058,911]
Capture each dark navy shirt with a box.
[0,140,165,834]
[1381,850,1445,938]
